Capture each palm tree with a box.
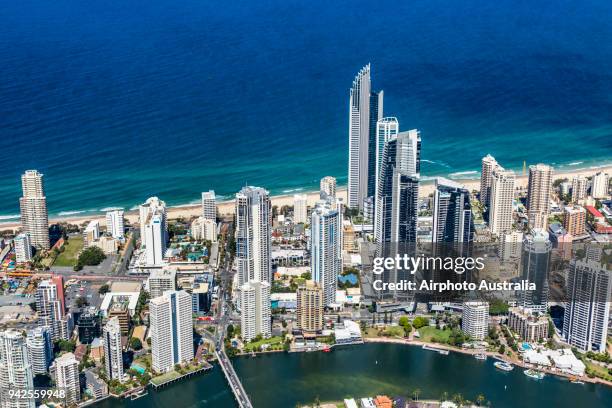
[476,394,486,406]
[440,391,449,402]
[412,388,421,401]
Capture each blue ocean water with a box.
[1,0,611,219]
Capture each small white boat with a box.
[475,353,487,360]
[524,369,545,380]
[494,361,514,371]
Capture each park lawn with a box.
[53,237,84,266]
[585,360,612,381]
[417,326,451,343]
[244,336,283,352]
[382,326,405,337]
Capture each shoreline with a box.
[1,162,611,231]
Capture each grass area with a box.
[584,360,612,381]
[243,336,283,352]
[53,236,84,266]
[382,326,405,337]
[150,370,182,386]
[416,326,452,343]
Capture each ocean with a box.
[1,0,612,220]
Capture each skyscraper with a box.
[148,269,176,299]
[296,281,323,334]
[19,170,49,250]
[201,190,217,221]
[479,155,500,208]
[432,178,474,244]
[347,64,383,210]
[0,330,35,408]
[235,187,272,286]
[190,216,217,242]
[374,130,420,257]
[571,175,588,203]
[563,260,611,352]
[310,201,341,306]
[139,196,167,242]
[36,279,63,341]
[52,352,81,405]
[461,301,489,341]
[106,210,125,239]
[319,176,337,200]
[103,317,124,382]
[14,233,32,263]
[526,164,553,230]
[26,327,53,375]
[293,194,308,224]
[519,229,551,314]
[144,213,166,266]
[591,171,609,199]
[150,291,194,373]
[563,205,586,236]
[240,281,271,342]
[488,169,515,236]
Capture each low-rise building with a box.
[507,306,548,342]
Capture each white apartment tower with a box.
[150,291,194,373]
[480,155,500,208]
[240,281,271,342]
[310,201,342,306]
[52,352,80,405]
[489,169,515,236]
[563,260,611,352]
[462,301,489,341]
[591,172,609,199]
[235,187,272,286]
[103,317,124,382]
[36,280,63,341]
[526,164,553,230]
[571,175,588,203]
[106,210,125,239]
[375,117,399,199]
[144,213,166,266]
[83,220,100,247]
[347,64,383,210]
[201,190,217,221]
[19,170,49,250]
[26,326,53,375]
[14,233,32,263]
[139,196,167,243]
[293,194,308,224]
[191,216,217,242]
[0,330,35,408]
[320,176,337,200]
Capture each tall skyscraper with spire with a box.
[19,170,49,250]
[347,64,383,211]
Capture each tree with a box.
[398,316,409,327]
[77,246,106,266]
[412,316,428,329]
[56,339,76,353]
[130,338,143,350]
[476,394,486,406]
[412,388,421,401]
[98,284,110,295]
[76,296,89,308]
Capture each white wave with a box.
[57,210,87,216]
[449,171,479,178]
[567,161,583,166]
[421,159,451,168]
[281,188,304,193]
[129,205,139,211]
[100,206,124,212]
[0,214,20,221]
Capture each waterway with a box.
[94,343,612,407]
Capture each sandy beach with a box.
[1,164,610,232]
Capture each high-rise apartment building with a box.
[519,229,551,314]
[310,201,341,306]
[19,170,49,250]
[296,281,323,334]
[190,216,217,242]
[201,190,217,221]
[106,210,125,239]
[489,169,515,236]
[571,175,588,203]
[563,205,586,236]
[102,317,124,382]
[432,178,474,244]
[320,176,337,200]
[347,64,383,210]
[83,220,100,247]
[563,260,611,352]
[148,269,176,299]
[0,330,35,408]
[461,302,489,340]
[240,281,271,342]
[26,327,52,375]
[591,172,609,199]
[52,352,81,405]
[526,164,553,230]
[374,117,399,200]
[293,194,308,224]
[36,279,64,341]
[150,291,194,373]
[14,233,32,263]
[235,187,272,286]
[479,155,500,208]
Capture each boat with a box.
[524,369,545,380]
[475,353,487,360]
[570,378,585,384]
[322,346,331,353]
[422,344,450,355]
[494,361,514,371]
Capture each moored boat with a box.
[475,353,487,360]
[494,361,514,371]
[524,369,545,380]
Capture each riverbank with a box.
[2,163,610,231]
[363,337,612,388]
